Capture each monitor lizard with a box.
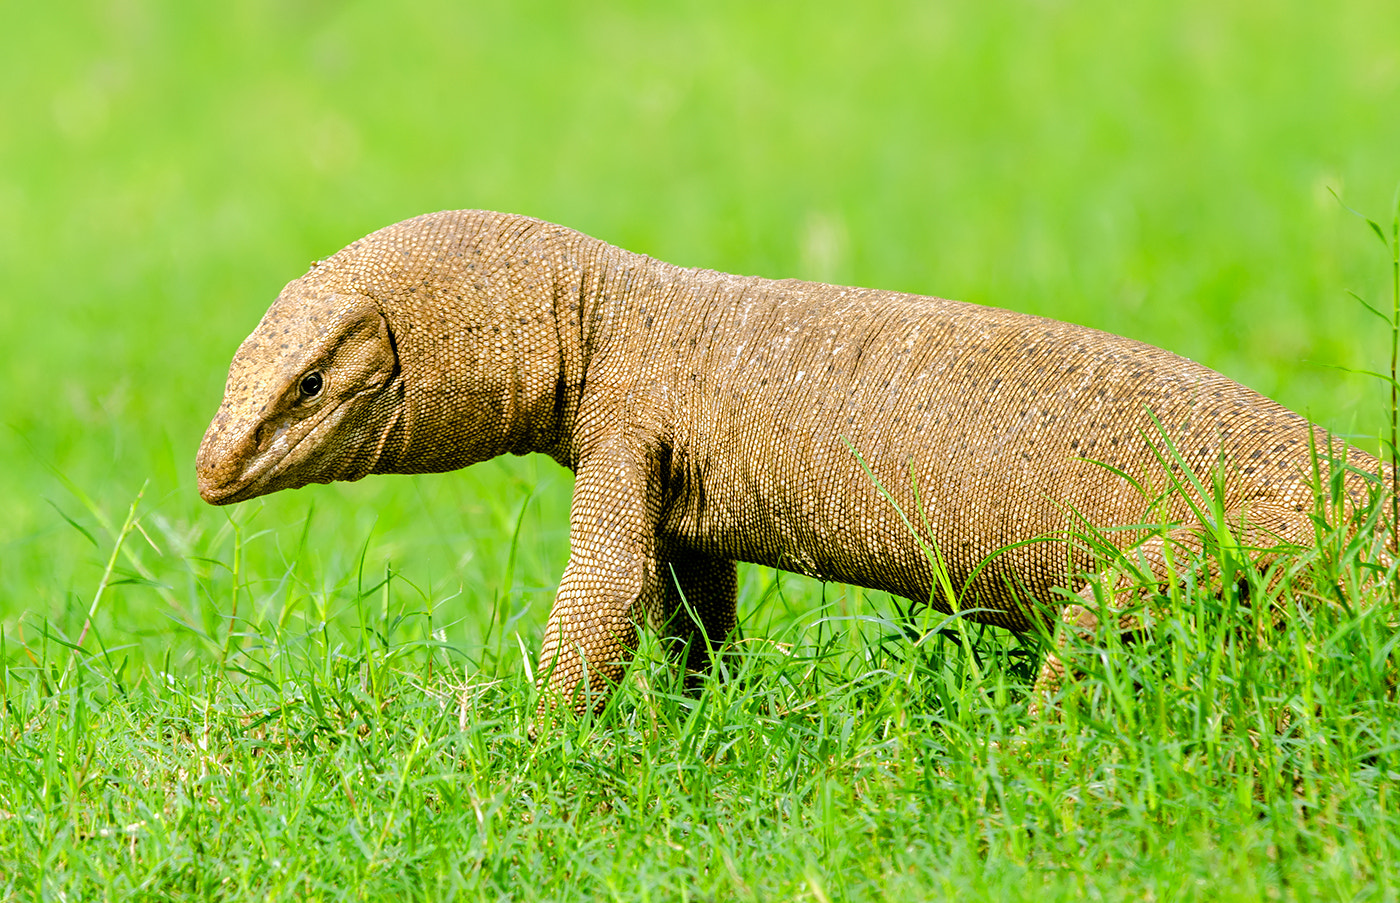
[196,210,1392,714]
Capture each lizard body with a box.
[197,211,1390,709]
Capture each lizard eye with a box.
[299,371,324,399]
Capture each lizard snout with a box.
[195,413,254,505]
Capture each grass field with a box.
[2,1,1400,898]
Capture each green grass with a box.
[3,0,1400,898]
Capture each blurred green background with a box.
[1,0,1397,668]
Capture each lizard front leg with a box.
[657,553,738,680]
[536,441,663,716]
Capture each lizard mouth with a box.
[198,459,290,505]
[197,401,348,505]
[197,380,401,505]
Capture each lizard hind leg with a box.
[1029,579,1165,717]
[1029,515,1291,716]
[1029,533,1194,716]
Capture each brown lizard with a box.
[196,210,1392,712]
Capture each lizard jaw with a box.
[196,401,344,505]
[197,380,402,504]
[196,454,285,505]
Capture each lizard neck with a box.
[365,212,573,475]
[379,212,694,476]
[533,226,681,471]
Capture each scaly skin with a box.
[196,210,1390,713]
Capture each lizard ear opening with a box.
[379,307,396,349]
[380,311,401,383]
[374,309,401,389]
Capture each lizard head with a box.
[198,210,567,505]
[196,278,405,505]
